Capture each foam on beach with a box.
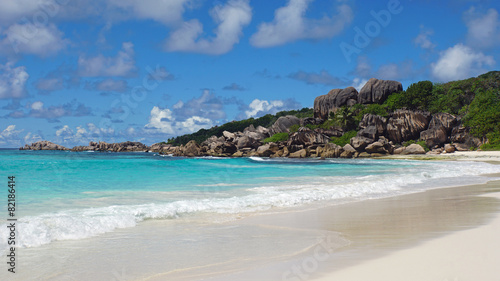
[1,159,499,251]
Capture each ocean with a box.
[1,149,500,280]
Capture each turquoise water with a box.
[1,149,500,250]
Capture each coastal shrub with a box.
[463,89,500,139]
[383,91,406,111]
[403,140,429,152]
[332,106,357,131]
[289,124,300,133]
[262,132,289,143]
[480,132,500,151]
[405,80,433,110]
[167,107,312,145]
[318,119,337,130]
[330,130,357,147]
[355,104,388,122]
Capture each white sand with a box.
[384,150,500,162]
[312,192,500,281]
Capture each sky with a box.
[0,0,499,148]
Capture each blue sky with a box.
[0,0,499,147]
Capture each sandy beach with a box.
[308,152,500,281]
[312,192,500,281]
[199,152,500,281]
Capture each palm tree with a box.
[333,106,356,131]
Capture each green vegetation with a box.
[463,89,500,139]
[167,108,313,146]
[403,140,430,152]
[262,132,289,143]
[355,103,389,122]
[166,71,500,150]
[330,130,357,147]
[332,106,357,131]
[480,133,500,151]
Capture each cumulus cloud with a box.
[464,7,500,48]
[244,98,301,118]
[0,23,68,56]
[164,0,252,55]
[144,90,241,136]
[24,131,43,144]
[179,116,213,133]
[431,43,495,82]
[0,62,29,99]
[0,125,23,147]
[144,106,176,134]
[413,26,436,50]
[288,70,348,86]
[78,42,136,77]
[54,123,115,145]
[222,83,245,91]
[250,0,353,47]
[144,106,216,136]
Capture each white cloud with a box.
[431,43,495,82]
[243,98,303,118]
[0,125,23,146]
[0,62,29,99]
[54,123,116,145]
[0,23,68,56]
[56,125,74,137]
[31,101,44,110]
[179,116,213,133]
[78,42,136,77]
[164,0,252,55]
[413,26,435,50]
[352,78,368,92]
[144,106,176,134]
[24,132,42,144]
[464,7,500,48]
[250,0,353,47]
[173,100,184,109]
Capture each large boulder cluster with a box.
[20,77,484,158]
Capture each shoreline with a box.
[2,153,500,280]
[312,191,500,281]
[187,177,500,281]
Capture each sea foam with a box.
[0,159,499,251]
